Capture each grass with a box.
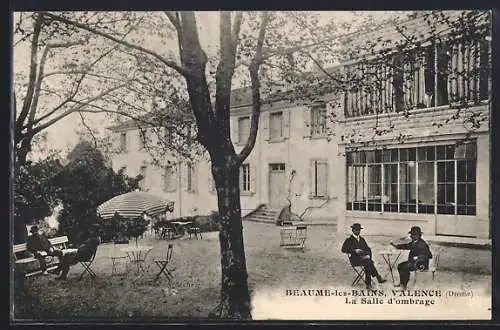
[13,221,491,321]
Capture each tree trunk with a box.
[211,158,252,319]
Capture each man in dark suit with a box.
[390,226,433,290]
[341,223,386,288]
[26,226,63,275]
[54,224,101,280]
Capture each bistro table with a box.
[121,245,154,274]
[379,249,402,286]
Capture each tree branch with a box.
[231,12,243,53]
[31,82,131,135]
[237,12,270,164]
[41,12,191,77]
[16,14,43,137]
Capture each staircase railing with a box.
[298,196,336,220]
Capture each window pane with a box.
[400,148,408,161]
[391,149,399,162]
[418,162,434,213]
[382,149,391,162]
[436,145,446,160]
[457,160,466,182]
[467,160,476,181]
[465,142,477,159]
[408,148,416,161]
[445,145,455,159]
[467,183,476,204]
[457,183,466,204]
[366,151,375,163]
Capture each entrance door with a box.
[268,163,287,207]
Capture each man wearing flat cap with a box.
[341,223,386,288]
[390,226,433,289]
[26,225,63,275]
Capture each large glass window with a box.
[346,141,477,215]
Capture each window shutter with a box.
[231,117,239,145]
[309,159,315,198]
[303,108,311,138]
[192,162,198,193]
[261,112,270,141]
[161,166,167,192]
[283,109,290,139]
[172,164,178,192]
[125,131,131,152]
[250,163,256,194]
[184,162,189,192]
[318,160,328,197]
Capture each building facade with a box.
[107,13,491,239]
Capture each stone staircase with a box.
[243,204,281,224]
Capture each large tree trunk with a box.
[210,157,252,319]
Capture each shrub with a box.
[194,211,219,233]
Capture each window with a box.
[238,116,250,144]
[269,111,283,141]
[119,132,127,153]
[311,160,328,198]
[186,162,197,192]
[311,105,327,136]
[346,141,477,215]
[163,164,177,192]
[139,165,147,189]
[240,164,251,192]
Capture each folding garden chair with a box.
[186,221,202,240]
[346,253,365,286]
[154,244,175,283]
[79,248,98,280]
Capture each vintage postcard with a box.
[11,10,492,322]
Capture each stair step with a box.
[254,211,278,216]
[248,215,275,220]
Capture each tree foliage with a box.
[54,140,142,242]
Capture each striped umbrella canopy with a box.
[97,191,174,219]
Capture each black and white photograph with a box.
[10,9,492,321]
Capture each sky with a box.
[13,11,397,160]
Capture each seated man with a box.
[390,226,433,290]
[341,223,386,288]
[54,224,101,280]
[26,225,63,275]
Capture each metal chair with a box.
[186,222,202,240]
[346,253,366,286]
[412,248,441,285]
[154,244,175,283]
[79,248,98,280]
[109,240,129,275]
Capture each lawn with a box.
[13,221,492,321]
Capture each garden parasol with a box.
[97,191,174,219]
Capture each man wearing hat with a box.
[390,226,433,289]
[26,225,63,275]
[341,223,386,288]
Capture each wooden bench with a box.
[13,236,69,278]
[279,225,307,249]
